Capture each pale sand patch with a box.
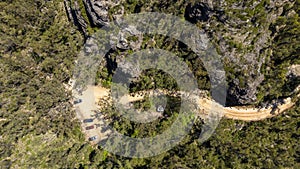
[289,64,300,76]
[90,85,297,121]
[74,83,299,144]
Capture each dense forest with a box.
[0,0,299,168]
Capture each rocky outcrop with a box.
[288,65,300,78]
[185,2,228,24]
[82,0,121,27]
[65,0,295,106]
[184,0,293,105]
[64,0,88,38]
[64,0,142,49]
[110,25,143,50]
[64,0,124,38]
[185,2,213,23]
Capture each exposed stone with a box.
[110,25,143,50]
[287,65,300,77]
[64,0,88,38]
[64,0,124,38]
[184,0,292,105]
[65,0,295,106]
[83,0,109,27]
[185,2,213,23]
[115,54,142,79]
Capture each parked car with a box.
[156,105,164,112]
[94,110,101,114]
[88,136,97,141]
[85,125,94,130]
[83,119,93,123]
[73,98,82,104]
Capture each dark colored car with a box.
[94,110,102,114]
[83,119,93,123]
[85,125,94,130]
[88,136,97,141]
[73,99,82,104]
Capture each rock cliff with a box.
[64,0,297,106]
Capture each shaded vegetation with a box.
[257,0,300,103]
[0,0,299,168]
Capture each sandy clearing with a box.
[67,64,299,145]
[86,85,297,122]
[288,64,300,76]
[74,86,110,144]
[73,75,299,142]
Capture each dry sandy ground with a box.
[73,86,110,144]
[73,86,159,144]
[224,98,294,121]
[84,86,297,121]
[73,85,298,143]
[72,64,299,143]
[289,64,300,76]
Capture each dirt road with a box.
[72,64,299,143]
[82,85,297,122]
[73,86,111,144]
[73,85,298,144]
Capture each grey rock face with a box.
[110,25,143,50]
[64,0,124,36]
[185,0,290,105]
[185,2,212,23]
[115,55,141,80]
[64,0,142,50]
[82,0,118,27]
[65,0,293,106]
[64,0,88,38]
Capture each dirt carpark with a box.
[73,84,298,144]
